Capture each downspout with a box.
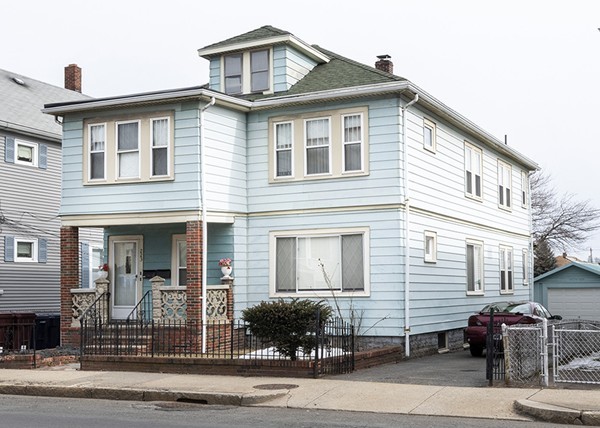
[528,171,535,301]
[400,93,419,358]
[199,97,216,353]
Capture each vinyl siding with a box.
[273,45,318,92]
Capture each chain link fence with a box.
[503,319,600,386]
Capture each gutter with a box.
[199,97,216,353]
[400,93,419,358]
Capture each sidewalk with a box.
[0,364,599,425]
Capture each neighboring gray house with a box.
[1,66,102,316]
[534,261,600,321]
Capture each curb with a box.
[0,384,287,406]
[515,399,600,426]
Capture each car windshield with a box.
[481,302,531,314]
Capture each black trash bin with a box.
[35,313,60,350]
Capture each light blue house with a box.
[44,26,537,356]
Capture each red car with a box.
[464,301,561,357]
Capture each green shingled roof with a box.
[199,25,290,53]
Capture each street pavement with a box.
[0,350,598,425]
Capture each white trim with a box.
[424,231,437,263]
[341,112,364,173]
[521,170,529,209]
[14,139,38,167]
[269,226,370,298]
[522,248,529,286]
[150,116,171,178]
[88,123,107,181]
[423,118,437,153]
[304,116,332,177]
[466,239,484,295]
[14,238,37,263]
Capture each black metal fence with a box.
[0,314,37,366]
[80,313,354,377]
[486,308,505,385]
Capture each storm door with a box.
[108,236,143,319]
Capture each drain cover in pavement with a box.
[253,383,299,390]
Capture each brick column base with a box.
[60,226,79,347]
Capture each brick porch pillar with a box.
[60,226,79,347]
[186,220,203,324]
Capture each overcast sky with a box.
[3,0,599,260]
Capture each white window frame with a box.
[304,117,331,176]
[424,231,437,263]
[522,248,529,285]
[88,246,104,288]
[14,139,38,167]
[423,118,437,153]
[14,238,38,263]
[466,239,484,295]
[521,171,529,208]
[465,142,483,200]
[498,160,512,210]
[150,117,170,178]
[88,123,106,181]
[269,227,370,297]
[274,121,294,178]
[500,245,514,294]
[171,234,187,287]
[341,113,364,173]
[116,120,141,179]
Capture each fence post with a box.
[314,308,320,379]
[230,319,235,359]
[486,307,495,386]
[541,318,548,387]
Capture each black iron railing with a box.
[0,315,36,358]
[127,290,152,323]
[80,314,354,376]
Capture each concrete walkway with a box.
[0,365,599,425]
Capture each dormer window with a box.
[222,49,272,95]
[224,54,243,95]
[251,50,269,92]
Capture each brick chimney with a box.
[375,55,393,74]
[64,64,82,92]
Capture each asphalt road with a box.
[335,348,490,387]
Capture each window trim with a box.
[171,234,187,287]
[466,239,484,295]
[14,238,38,263]
[150,117,171,178]
[304,116,332,177]
[521,170,529,209]
[14,139,38,167]
[499,245,514,294]
[341,113,364,173]
[522,248,529,286]
[464,142,483,201]
[269,227,370,298]
[423,118,437,153]
[88,123,107,181]
[498,160,512,211]
[424,231,437,263]
[87,245,104,289]
[274,121,294,178]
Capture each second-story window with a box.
[151,118,169,177]
[89,124,106,180]
[466,240,484,294]
[500,245,514,293]
[275,122,293,177]
[498,161,512,209]
[117,121,140,179]
[224,54,243,95]
[465,143,482,199]
[521,171,528,208]
[342,114,363,172]
[423,118,436,152]
[251,50,269,92]
[305,118,330,175]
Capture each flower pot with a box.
[221,266,232,278]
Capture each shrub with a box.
[242,298,332,360]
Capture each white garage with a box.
[535,261,600,322]
[547,288,600,321]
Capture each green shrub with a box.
[242,298,332,360]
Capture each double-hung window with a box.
[305,118,330,175]
[465,143,482,199]
[275,122,293,177]
[151,118,169,177]
[466,240,484,294]
[500,246,514,293]
[342,114,363,172]
[423,118,436,152]
[224,54,243,95]
[251,50,269,92]
[521,171,528,208]
[89,124,106,180]
[272,229,368,295]
[498,161,512,209]
[117,121,140,179]
[172,235,187,286]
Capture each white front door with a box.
[109,236,143,319]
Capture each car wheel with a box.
[469,345,483,357]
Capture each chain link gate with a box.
[553,321,600,385]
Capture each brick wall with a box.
[186,221,202,323]
[60,227,80,347]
